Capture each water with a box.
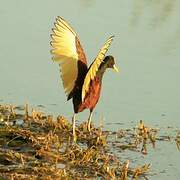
[0,0,180,179]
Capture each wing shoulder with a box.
[81,36,114,102]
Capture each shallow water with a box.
[0,0,180,179]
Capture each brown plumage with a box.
[50,17,118,141]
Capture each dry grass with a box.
[0,104,178,179]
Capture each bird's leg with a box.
[87,110,93,132]
[72,114,77,142]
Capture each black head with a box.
[103,55,119,72]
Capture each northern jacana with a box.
[50,17,118,141]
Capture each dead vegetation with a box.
[175,131,180,150]
[0,104,178,179]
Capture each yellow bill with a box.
[112,64,119,72]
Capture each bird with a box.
[50,17,118,142]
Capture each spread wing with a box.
[50,16,88,99]
[81,36,114,102]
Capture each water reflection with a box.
[130,0,176,28]
[79,0,95,8]
[130,0,145,27]
[129,0,180,55]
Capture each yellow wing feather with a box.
[82,36,114,102]
[50,17,87,97]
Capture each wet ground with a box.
[0,104,179,179]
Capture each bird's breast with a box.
[78,76,102,112]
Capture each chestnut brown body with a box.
[73,76,102,113]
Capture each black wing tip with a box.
[110,35,115,39]
[50,33,55,42]
[57,16,63,19]
[56,16,65,22]
[54,22,58,28]
[50,41,53,46]
[55,17,64,27]
[51,28,55,33]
